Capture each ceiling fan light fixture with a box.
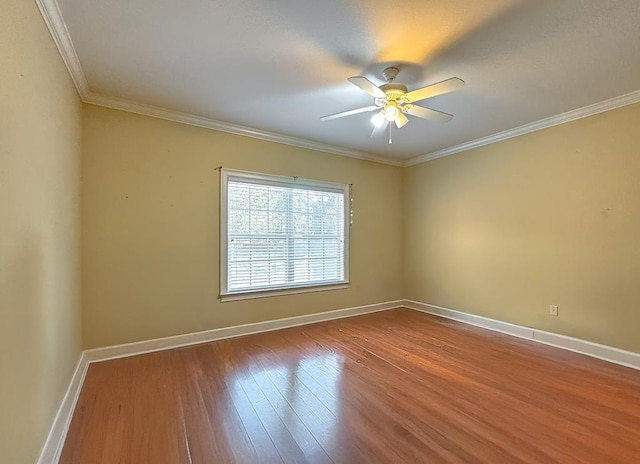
[384,101,399,121]
[320,68,464,142]
[371,111,386,128]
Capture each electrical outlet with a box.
[550,305,558,316]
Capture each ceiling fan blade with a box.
[371,119,388,138]
[348,76,387,99]
[403,104,453,123]
[403,77,465,103]
[395,112,409,129]
[320,105,379,121]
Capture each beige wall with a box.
[81,105,404,348]
[83,102,640,354]
[0,1,83,462]
[404,103,640,353]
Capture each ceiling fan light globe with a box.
[384,102,399,121]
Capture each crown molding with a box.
[35,0,89,98]
[37,0,640,169]
[35,0,401,167]
[84,92,405,167]
[404,90,640,166]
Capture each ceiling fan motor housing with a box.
[375,83,409,107]
[380,83,408,98]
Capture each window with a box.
[220,169,349,300]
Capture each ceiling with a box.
[50,0,640,164]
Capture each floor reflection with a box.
[229,347,345,459]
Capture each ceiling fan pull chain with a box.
[389,121,393,144]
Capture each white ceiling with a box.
[52,0,640,164]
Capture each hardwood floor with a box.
[60,308,640,463]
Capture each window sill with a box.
[220,282,350,302]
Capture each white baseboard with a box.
[403,299,640,371]
[37,297,639,463]
[84,300,403,363]
[36,352,89,464]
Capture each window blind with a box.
[221,169,349,298]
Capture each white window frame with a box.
[220,168,350,301]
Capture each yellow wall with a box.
[81,105,404,349]
[0,1,83,462]
[404,103,640,353]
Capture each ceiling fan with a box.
[320,66,464,143]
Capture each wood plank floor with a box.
[60,308,640,463]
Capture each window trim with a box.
[220,168,350,301]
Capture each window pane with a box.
[251,262,269,285]
[324,258,341,280]
[324,239,340,258]
[250,186,269,210]
[268,189,286,210]
[269,212,287,234]
[269,262,287,284]
[292,191,308,212]
[309,215,323,234]
[322,194,338,214]
[293,260,309,282]
[323,215,337,234]
[229,210,250,234]
[270,238,287,260]
[229,238,251,260]
[293,239,309,259]
[309,239,324,258]
[250,211,268,234]
[309,258,324,280]
[229,184,250,206]
[292,214,308,235]
[250,238,269,260]
[308,191,323,214]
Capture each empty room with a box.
[3,0,640,463]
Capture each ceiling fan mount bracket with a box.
[382,66,400,83]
